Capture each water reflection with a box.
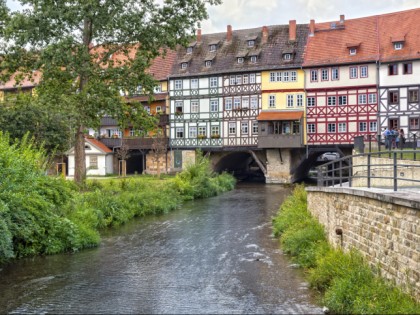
[0,183,322,314]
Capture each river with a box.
[0,183,322,314]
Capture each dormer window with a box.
[283,53,292,60]
[247,40,255,47]
[187,47,193,54]
[181,62,188,69]
[346,42,360,56]
[209,44,217,52]
[237,57,244,64]
[250,56,257,63]
[349,48,357,55]
[394,42,403,50]
[205,60,212,67]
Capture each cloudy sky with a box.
[6,0,420,34]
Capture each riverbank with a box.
[272,185,420,314]
[0,135,235,264]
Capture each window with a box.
[283,53,292,60]
[176,127,184,138]
[350,67,358,79]
[409,90,419,103]
[237,57,244,64]
[189,126,197,138]
[174,102,183,114]
[250,56,257,63]
[210,99,218,112]
[358,94,367,104]
[410,118,419,130]
[175,80,182,90]
[252,121,258,134]
[338,95,347,105]
[225,98,232,110]
[321,69,329,81]
[349,48,357,55]
[242,97,249,109]
[282,122,291,134]
[368,93,377,104]
[307,97,316,107]
[205,60,212,67]
[89,156,98,169]
[236,75,242,85]
[403,63,413,75]
[291,71,297,82]
[198,126,206,137]
[247,40,255,47]
[388,64,398,75]
[191,100,199,113]
[327,96,336,106]
[229,122,236,134]
[270,72,276,82]
[269,95,276,108]
[359,122,367,132]
[209,77,218,88]
[243,75,249,84]
[332,67,339,80]
[283,71,289,82]
[287,95,294,107]
[370,121,377,132]
[389,91,399,104]
[360,66,368,78]
[394,42,403,50]
[249,73,256,84]
[191,78,199,89]
[250,96,258,109]
[209,44,217,52]
[234,98,241,109]
[156,106,162,113]
[187,46,193,54]
[307,124,316,133]
[310,70,318,82]
[241,122,248,134]
[338,123,346,133]
[154,85,162,93]
[297,94,303,107]
[327,123,336,133]
[211,125,220,136]
[181,62,188,69]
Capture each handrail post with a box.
[367,153,371,188]
[393,151,397,191]
[349,158,353,187]
[414,134,417,161]
[339,159,343,187]
[377,134,381,152]
[332,162,335,187]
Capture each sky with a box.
[6,0,420,34]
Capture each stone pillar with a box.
[265,148,292,183]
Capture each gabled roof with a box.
[377,8,420,63]
[170,24,309,78]
[0,71,41,90]
[303,15,379,67]
[85,137,113,153]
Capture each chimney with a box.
[196,29,202,42]
[340,14,345,24]
[309,19,315,37]
[262,26,268,44]
[289,20,296,41]
[227,25,232,42]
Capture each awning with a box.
[257,111,303,121]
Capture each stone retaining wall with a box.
[306,187,420,300]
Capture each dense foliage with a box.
[0,136,235,264]
[272,185,420,314]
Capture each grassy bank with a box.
[0,134,235,264]
[272,185,420,314]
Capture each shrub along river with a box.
[0,183,322,314]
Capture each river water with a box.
[0,183,322,314]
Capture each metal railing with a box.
[317,150,420,192]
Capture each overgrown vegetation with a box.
[0,136,235,264]
[272,185,420,314]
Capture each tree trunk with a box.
[74,125,86,184]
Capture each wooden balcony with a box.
[100,137,169,150]
[257,134,303,148]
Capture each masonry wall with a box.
[266,148,292,183]
[306,187,420,300]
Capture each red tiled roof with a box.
[0,71,41,90]
[85,137,113,153]
[378,8,420,62]
[303,15,379,66]
[257,111,303,121]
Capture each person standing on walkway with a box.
[399,129,406,148]
[383,127,391,149]
[391,127,398,149]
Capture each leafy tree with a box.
[1,0,220,184]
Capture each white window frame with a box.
[297,94,303,107]
[237,57,244,64]
[350,67,358,79]
[370,121,377,132]
[307,97,316,107]
[205,60,212,67]
[307,124,316,133]
[321,68,329,81]
[283,71,289,82]
[187,46,193,54]
[234,98,241,109]
[181,62,188,69]
[176,127,184,138]
[228,122,236,135]
[242,97,249,109]
[338,95,347,105]
[358,94,367,104]
[209,44,217,52]
[211,125,220,136]
[252,121,258,134]
[236,75,242,85]
[360,66,368,78]
[338,122,346,133]
[210,99,218,112]
[327,96,336,106]
[198,126,206,137]
[241,122,248,134]
[287,94,294,107]
[291,71,297,82]
[250,56,257,63]
[250,96,258,109]
[269,95,276,108]
[191,78,199,89]
[332,67,339,80]
[310,69,318,82]
[359,122,367,132]
[247,40,255,47]
[349,48,357,55]
[174,80,182,90]
[191,100,199,113]
[368,93,377,104]
[209,77,218,88]
[189,126,197,138]
[225,98,233,111]
[243,75,249,84]
[249,73,256,84]
[327,123,336,133]
[394,42,403,50]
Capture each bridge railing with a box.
[317,150,420,192]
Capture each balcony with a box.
[257,133,303,148]
[100,137,169,150]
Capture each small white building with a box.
[67,137,114,176]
